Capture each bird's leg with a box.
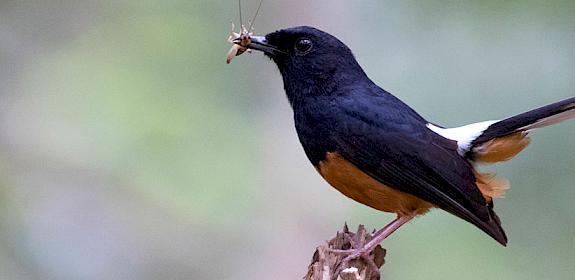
[330,212,416,261]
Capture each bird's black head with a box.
[240,26,368,105]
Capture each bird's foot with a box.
[330,213,417,276]
[328,245,381,275]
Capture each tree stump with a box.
[304,224,386,280]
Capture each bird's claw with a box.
[327,243,381,276]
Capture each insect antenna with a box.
[238,0,244,29]
[247,0,264,33]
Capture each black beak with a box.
[233,36,284,56]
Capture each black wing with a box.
[330,95,507,245]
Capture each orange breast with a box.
[316,152,433,216]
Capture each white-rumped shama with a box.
[232,26,575,261]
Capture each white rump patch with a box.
[427,120,499,155]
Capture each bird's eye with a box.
[294,38,313,54]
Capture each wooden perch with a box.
[304,224,386,280]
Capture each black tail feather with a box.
[473,97,575,146]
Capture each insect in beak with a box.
[226,23,253,64]
[226,0,267,64]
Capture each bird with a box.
[231,26,575,261]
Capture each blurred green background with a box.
[1,0,574,279]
